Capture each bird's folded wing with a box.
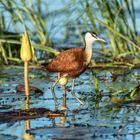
[47,48,84,72]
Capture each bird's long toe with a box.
[77,98,84,105]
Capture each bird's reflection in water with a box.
[21,94,82,139]
[51,115,66,127]
[52,95,67,127]
[60,116,66,126]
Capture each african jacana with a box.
[44,32,105,107]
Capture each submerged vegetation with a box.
[0,0,140,66]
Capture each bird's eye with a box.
[91,33,97,38]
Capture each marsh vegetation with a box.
[0,0,140,65]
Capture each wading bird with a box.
[44,32,105,108]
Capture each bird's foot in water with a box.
[79,100,84,105]
[59,105,68,111]
[76,98,84,106]
[54,102,68,111]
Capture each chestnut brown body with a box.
[46,48,87,78]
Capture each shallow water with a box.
[0,66,140,140]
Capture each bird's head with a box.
[84,32,106,44]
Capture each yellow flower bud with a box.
[20,32,32,61]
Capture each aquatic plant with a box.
[20,32,32,96]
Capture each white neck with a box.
[84,40,94,65]
[83,32,98,65]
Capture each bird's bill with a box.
[97,37,106,43]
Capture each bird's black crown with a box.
[82,31,97,38]
[90,32,98,38]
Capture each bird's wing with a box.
[47,48,84,72]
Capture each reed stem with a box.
[24,61,29,96]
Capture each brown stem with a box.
[24,61,30,96]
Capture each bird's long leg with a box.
[51,77,61,106]
[71,79,84,105]
[62,84,67,108]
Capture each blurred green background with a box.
[0,0,140,66]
